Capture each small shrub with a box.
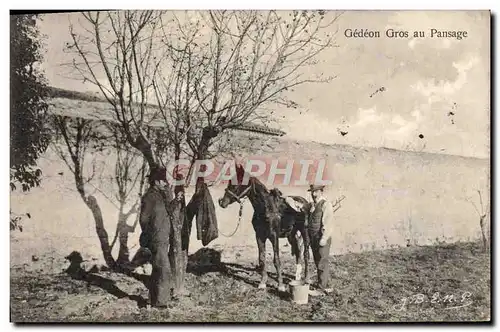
[10,211,30,232]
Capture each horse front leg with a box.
[256,233,268,289]
[271,233,285,292]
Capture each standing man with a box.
[307,184,335,296]
[138,166,174,307]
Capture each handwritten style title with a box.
[344,28,468,40]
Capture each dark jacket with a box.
[187,181,218,246]
[309,199,326,236]
[139,185,172,251]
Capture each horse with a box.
[218,164,311,292]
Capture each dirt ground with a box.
[10,240,490,323]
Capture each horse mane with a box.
[251,176,270,194]
[269,188,283,198]
[234,164,269,194]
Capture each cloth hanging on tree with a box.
[186,179,219,246]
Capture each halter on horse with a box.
[218,164,311,292]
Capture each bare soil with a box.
[10,241,490,323]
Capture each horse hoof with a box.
[258,283,267,289]
[278,285,286,292]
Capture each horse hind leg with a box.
[299,227,311,285]
[256,234,268,289]
[289,232,304,281]
[271,233,285,292]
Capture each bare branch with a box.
[67,9,340,193]
[466,195,482,217]
[477,190,485,215]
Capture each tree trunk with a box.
[480,218,488,251]
[198,126,219,159]
[480,206,490,252]
[181,197,192,273]
[86,195,116,269]
[116,211,130,265]
[169,190,188,297]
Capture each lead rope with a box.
[217,183,253,238]
[217,199,244,238]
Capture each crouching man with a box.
[138,166,174,307]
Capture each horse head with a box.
[218,163,253,208]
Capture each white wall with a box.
[10,137,490,267]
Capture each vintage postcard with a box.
[10,10,490,323]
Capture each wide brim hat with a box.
[307,184,326,192]
[149,166,167,182]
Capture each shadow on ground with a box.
[63,247,295,308]
[187,247,294,300]
[64,251,149,308]
[11,241,490,322]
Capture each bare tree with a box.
[65,10,190,296]
[64,9,341,178]
[151,10,342,179]
[107,123,148,264]
[51,115,146,269]
[64,9,341,293]
[65,11,167,170]
[467,190,489,251]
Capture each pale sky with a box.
[37,10,490,159]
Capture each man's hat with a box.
[149,166,167,182]
[307,184,326,192]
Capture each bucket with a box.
[289,280,310,304]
